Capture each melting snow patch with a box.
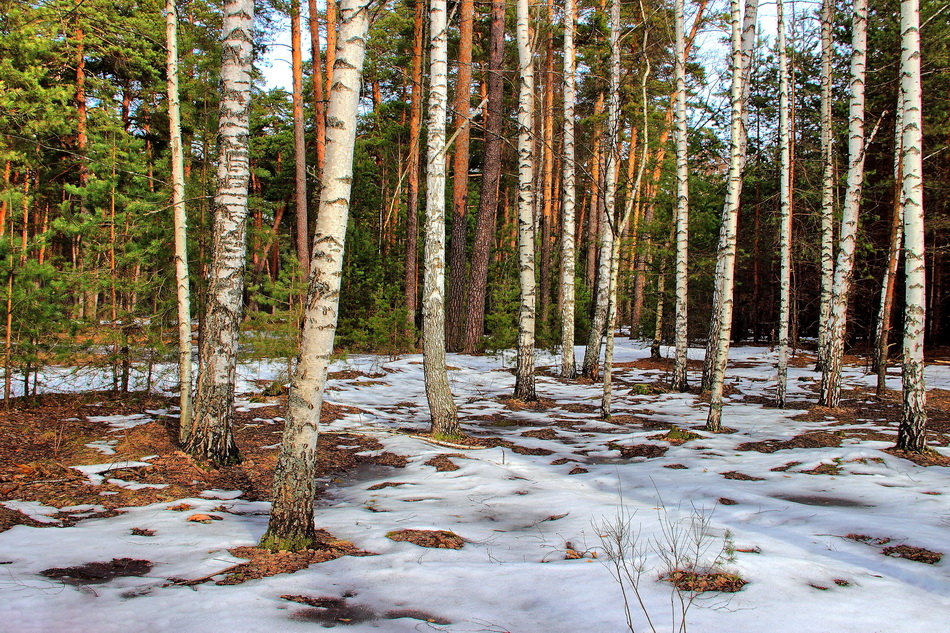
[86,414,152,431]
[2,500,60,524]
[73,460,153,485]
[85,439,118,455]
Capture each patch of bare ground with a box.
[557,401,600,414]
[664,463,688,469]
[476,436,555,456]
[327,370,386,380]
[367,481,410,490]
[522,428,559,440]
[800,462,842,476]
[718,497,738,505]
[662,570,747,593]
[498,396,558,411]
[386,529,464,549]
[883,544,943,565]
[612,357,704,372]
[423,454,465,472]
[0,392,406,532]
[206,537,375,585]
[649,427,701,444]
[737,431,843,453]
[601,414,671,430]
[568,467,589,475]
[42,558,152,585]
[607,442,668,459]
[695,383,741,403]
[846,534,891,545]
[720,471,765,481]
[883,448,950,467]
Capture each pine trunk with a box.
[262,0,370,551]
[445,0,474,350]
[307,0,326,176]
[291,0,309,275]
[404,0,424,334]
[462,0,505,354]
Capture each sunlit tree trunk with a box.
[307,0,326,176]
[514,0,537,401]
[187,0,254,466]
[445,0,474,350]
[404,0,424,334]
[671,0,690,392]
[559,0,578,378]
[815,0,835,371]
[818,0,868,408]
[704,0,755,431]
[775,0,792,407]
[423,0,461,432]
[895,0,927,452]
[165,0,194,442]
[261,0,371,551]
[291,0,309,275]
[463,0,505,353]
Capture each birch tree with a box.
[703,0,755,432]
[560,0,578,378]
[815,0,835,371]
[186,0,254,465]
[422,0,461,431]
[818,0,868,408]
[670,0,689,392]
[775,0,792,407]
[165,0,193,442]
[895,0,927,452]
[514,0,537,401]
[262,0,371,551]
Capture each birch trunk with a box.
[671,0,690,391]
[423,0,461,431]
[262,0,370,551]
[704,0,754,431]
[776,0,792,407]
[874,99,903,396]
[816,0,835,371]
[514,0,537,401]
[895,0,927,452]
[165,0,194,442]
[560,0,578,378]
[463,0,505,353]
[291,0,309,275]
[701,0,757,394]
[187,0,254,466]
[818,0,868,408]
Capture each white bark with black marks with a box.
[671,0,689,392]
[187,0,254,466]
[776,0,792,407]
[816,0,835,371]
[560,0,578,379]
[262,0,371,550]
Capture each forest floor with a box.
[0,340,948,632]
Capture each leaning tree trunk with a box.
[701,0,758,394]
[874,101,903,396]
[818,0,868,408]
[186,0,254,466]
[422,0,461,433]
[704,0,752,432]
[815,0,835,371]
[895,0,927,452]
[775,0,792,408]
[261,0,371,551]
[165,0,194,442]
[463,0,505,353]
[559,0,578,378]
[513,0,537,402]
[671,0,690,392]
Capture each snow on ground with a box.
[0,339,948,632]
